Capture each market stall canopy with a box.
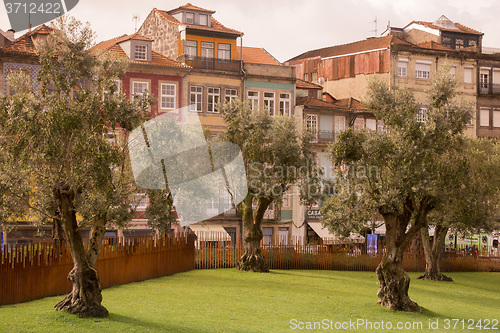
[308,222,365,243]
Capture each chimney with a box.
[6,29,15,40]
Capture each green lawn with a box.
[1,269,499,332]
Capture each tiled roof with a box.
[296,97,347,110]
[417,41,456,51]
[296,79,323,90]
[297,96,368,112]
[170,3,215,14]
[0,24,53,55]
[154,8,242,36]
[332,98,368,111]
[92,34,189,68]
[287,35,411,63]
[406,20,483,36]
[236,46,281,65]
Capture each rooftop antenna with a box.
[132,14,140,32]
[371,16,377,37]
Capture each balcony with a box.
[311,131,340,143]
[182,55,241,72]
[478,83,500,95]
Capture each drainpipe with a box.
[239,34,246,243]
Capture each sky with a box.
[1,0,500,63]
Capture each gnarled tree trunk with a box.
[376,215,420,312]
[376,198,429,312]
[237,195,270,272]
[53,186,108,318]
[86,215,107,267]
[418,225,453,281]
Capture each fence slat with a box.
[0,233,195,306]
[194,233,500,272]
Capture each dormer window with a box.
[199,14,208,26]
[186,12,195,24]
[135,45,147,60]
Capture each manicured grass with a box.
[1,269,499,332]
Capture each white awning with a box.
[308,222,365,243]
[308,222,335,239]
[189,224,231,241]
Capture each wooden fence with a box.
[0,234,195,306]
[194,233,500,272]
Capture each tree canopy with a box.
[321,67,473,311]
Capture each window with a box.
[279,93,291,117]
[190,86,203,112]
[494,109,500,128]
[468,40,477,47]
[225,89,238,103]
[398,59,408,77]
[354,117,364,130]
[103,79,121,100]
[366,119,377,131]
[306,114,318,138]
[184,40,197,59]
[134,45,147,61]
[335,116,345,134]
[185,12,194,24]
[247,91,259,110]
[201,42,214,58]
[133,193,149,211]
[282,191,290,207]
[218,43,231,60]
[206,197,219,215]
[416,107,428,123]
[160,83,176,110]
[442,36,452,47]
[222,191,234,212]
[264,92,275,116]
[132,81,148,100]
[480,71,489,88]
[480,108,490,127]
[199,14,208,26]
[377,120,385,132]
[304,73,309,81]
[207,87,220,113]
[415,62,431,79]
[455,38,464,49]
[448,66,456,77]
[464,67,473,83]
[262,227,273,246]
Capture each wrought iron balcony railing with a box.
[184,56,241,72]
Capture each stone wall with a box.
[138,11,180,60]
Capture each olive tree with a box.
[321,68,471,312]
[0,18,149,317]
[219,100,319,272]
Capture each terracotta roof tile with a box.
[296,97,347,110]
[297,96,368,113]
[236,46,280,65]
[407,20,483,36]
[287,35,411,63]
[154,8,242,36]
[332,98,368,111]
[296,79,322,90]
[92,34,189,68]
[1,24,53,55]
